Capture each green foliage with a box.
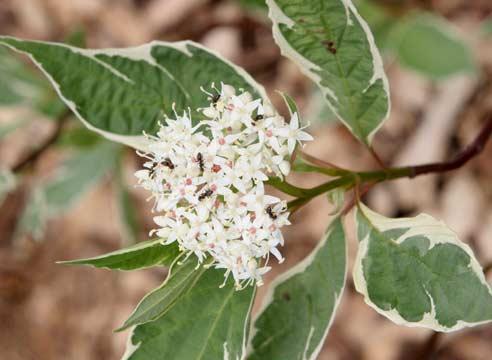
[59,240,179,270]
[123,268,255,360]
[1,1,490,356]
[236,0,267,11]
[16,142,120,240]
[118,257,207,331]
[389,14,476,80]
[354,0,397,50]
[266,0,390,145]
[354,204,492,331]
[248,218,346,360]
[57,126,102,148]
[278,91,298,116]
[64,28,87,48]
[356,1,476,80]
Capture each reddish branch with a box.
[408,115,492,177]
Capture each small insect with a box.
[198,188,214,201]
[266,205,278,220]
[149,162,159,178]
[253,114,264,122]
[212,93,221,106]
[282,292,291,301]
[197,152,205,172]
[321,40,337,54]
[162,157,175,170]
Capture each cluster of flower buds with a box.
[135,83,312,289]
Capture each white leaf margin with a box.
[353,203,492,332]
[246,218,347,360]
[0,36,268,150]
[266,0,390,145]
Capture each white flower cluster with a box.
[135,83,312,289]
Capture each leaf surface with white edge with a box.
[122,268,256,360]
[118,257,207,331]
[0,37,267,148]
[248,217,346,360]
[266,0,390,145]
[354,203,492,332]
[59,240,179,271]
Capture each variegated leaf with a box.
[266,0,390,145]
[0,37,267,149]
[122,268,256,360]
[248,217,346,359]
[354,203,492,332]
[117,256,206,331]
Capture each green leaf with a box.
[248,217,346,360]
[355,0,397,51]
[236,0,267,11]
[389,14,476,80]
[278,91,298,117]
[64,28,87,48]
[354,203,492,332]
[59,240,179,271]
[123,268,256,360]
[118,257,206,331]
[266,0,390,145]
[0,37,267,148]
[15,142,120,240]
[57,126,102,148]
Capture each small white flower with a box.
[274,112,314,154]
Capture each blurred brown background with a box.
[1,0,492,359]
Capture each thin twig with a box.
[274,115,492,203]
[340,182,374,216]
[369,146,387,169]
[408,115,492,177]
[12,111,70,173]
